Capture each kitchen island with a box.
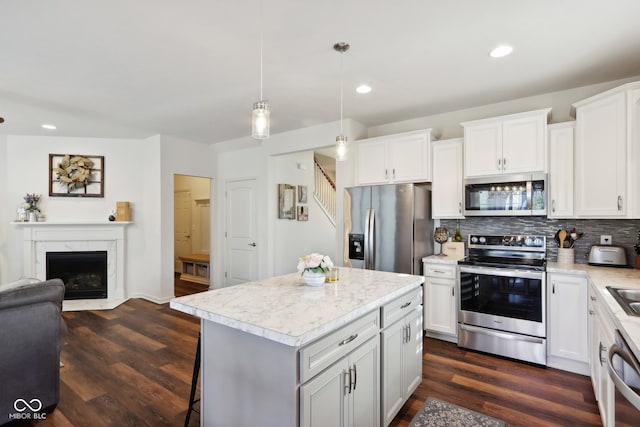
[170,267,424,427]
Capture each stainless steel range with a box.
[457,234,547,365]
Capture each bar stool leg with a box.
[184,332,201,427]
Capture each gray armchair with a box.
[0,278,66,423]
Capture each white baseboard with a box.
[128,293,173,305]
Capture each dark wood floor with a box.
[174,272,210,298]
[24,299,601,426]
[389,339,601,427]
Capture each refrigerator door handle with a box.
[364,208,372,269]
[369,208,376,269]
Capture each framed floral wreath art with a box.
[49,153,104,197]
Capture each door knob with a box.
[248,242,257,247]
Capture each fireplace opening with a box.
[46,251,108,300]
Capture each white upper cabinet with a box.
[356,129,435,185]
[462,108,551,178]
[547,122,575,218]
[574,89,628,217]
[431,138,464,219]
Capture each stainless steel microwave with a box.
[464,173,547,216]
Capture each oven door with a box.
[458,265,545,338]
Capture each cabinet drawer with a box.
[380,287,422,329]
[423,263,456,279]
[299,310,379,383]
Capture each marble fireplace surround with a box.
[19,222,130,311]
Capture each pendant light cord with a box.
[340,49,344,135]
[259,0,264,100]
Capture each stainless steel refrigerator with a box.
[344,183,433,275]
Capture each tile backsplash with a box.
[440,217,640,267]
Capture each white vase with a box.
[28,212,38,222]
[302,270,326,286]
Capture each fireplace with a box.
[21,222,128,310]
[46,251,108,300]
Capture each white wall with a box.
[158,135,216,299]
[0,134,215,303]
[213,119,367,284]
[0,136,8,283]
[3,135,151,297]
[368,75,640,139]
[272,151,336,275]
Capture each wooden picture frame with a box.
[298,185,308,203]
[49,154,104,197]
[297,205,309,221]
[278,183,296,219]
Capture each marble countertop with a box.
[547,262,640,361]
[422,255,463,264]
[170,267,424,348]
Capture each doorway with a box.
[174,174,212,297]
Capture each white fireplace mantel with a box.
[16,221,131,311]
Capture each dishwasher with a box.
[608,330,640,426]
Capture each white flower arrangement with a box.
[297,253,334,275]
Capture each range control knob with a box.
[471,236,478,244]
[534,238,543,247]
[524,237,533,246]
[478,236,486,244]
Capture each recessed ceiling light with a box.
[356,84,372,94]
[41,124,57,130]
[489,45,513,58]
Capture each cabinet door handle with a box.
[497,158,501,170]
[452,286,455,297]
[618,195,623,211]
[248,242,257,247]
[351,365,357,391]
[458,202,462,214]
[400,301,412,309]
[589,309,596,315]
[599,343,606,366]
[552,200,556,213]
[344,370,352,395]
[392,168,396,179]
[552,281,555,294]
[503,157,507,170]
[339,334,358,346]
[590,296,596,301]
[408,324,411,342]
[385,169,388,179]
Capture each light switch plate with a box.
[600,235,612,245]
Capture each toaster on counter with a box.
[588,245,627,267]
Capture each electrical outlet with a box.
[601,235,612,245]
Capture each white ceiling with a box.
[2,0,640,144]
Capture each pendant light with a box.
[334,42,349,161]
[252,0,269,139]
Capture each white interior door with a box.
[225,179,258,286]
[174,191,192,272]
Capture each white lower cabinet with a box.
[588,284,615,427]
[547,272,589,374]
[301,336,380,427]
[423,261,457,342]
[381,308,422,426]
